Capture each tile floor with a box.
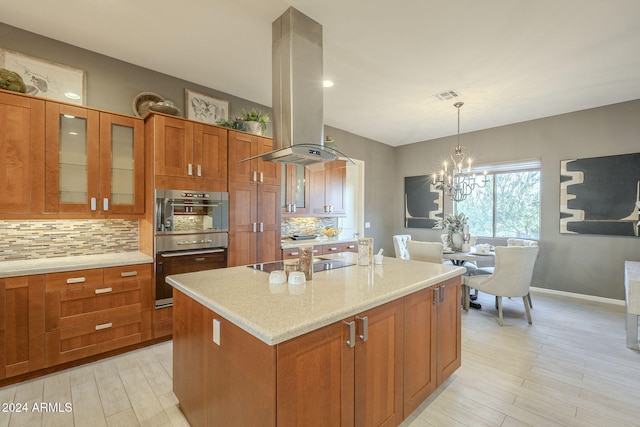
[1,290,639,426]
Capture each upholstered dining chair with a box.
[507,238,538,308]
[393,234,412,259]
[462,246,539,326]
[405,240,444,263]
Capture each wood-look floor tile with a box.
[118,366,168,425]
[70,380,106,427]
[104,408,137,427]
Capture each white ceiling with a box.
[3,0,640,146]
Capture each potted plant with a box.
[240,108,270,135]
[436,212,468,251]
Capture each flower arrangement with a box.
[436,212,468,233]
[437,212,469,251]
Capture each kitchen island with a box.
[167,253,465,427]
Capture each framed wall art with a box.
[185,89,229,125]
[560,152,640,237]
[0,48,86,105]
[404,175,443,229]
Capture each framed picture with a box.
[185,89,229,125]
[0,48,86,105]
[404,175,443,229]
[560,152,640,236]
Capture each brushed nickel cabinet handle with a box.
[344,321,356,348]
[94,287,112,295]
[356,315,369,342]
[66,277,86,284]
[120,271,138,277]
[95,322,112,331]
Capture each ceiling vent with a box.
[433,90,461,101]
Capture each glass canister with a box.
[298,244,314,281]
[357,237,374,266]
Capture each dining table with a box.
[443,249,495,309]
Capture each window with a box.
[455,160,540,239]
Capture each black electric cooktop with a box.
[249,258,355,273]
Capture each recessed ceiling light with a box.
[323,80,334,88]
[64,92,81,100]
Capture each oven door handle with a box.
[159,248,226,257]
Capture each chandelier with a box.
[433,102,488,202]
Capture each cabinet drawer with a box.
[46,283,142,331]
[282,246,321,259]
[46,269,103,292]
[321,242,358,254]
[45,309,150,367]
[104,264,152,283]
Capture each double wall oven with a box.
[154,189,229,308]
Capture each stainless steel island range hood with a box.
[243,7,350,166]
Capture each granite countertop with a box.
[0,252,154,278]
[167,252,465,346]
[281,236,357,249]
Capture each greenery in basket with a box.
[241,108,270,133]
[436,212,468,233]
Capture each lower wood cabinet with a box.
[44,264,152,367]
[172,277,461,427]
[403,276,461,415]
[0,275,45,380]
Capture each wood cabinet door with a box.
[0,92,45,214]
[281,164,310,214]
[173,289,208,427]
[309,165,327,215]
[257,184,281,263]
[257,136,280,185]
[195,123,227,181]
[403,287,437,416]
[99,113,145,214]
[354,298,404,427]
[277,319,354,427]
[228,131,257,183]
[0,275,45,379]
[436,277,462,385]
[45,102,100,213]
[228,181,258,266]
[325,160,347,215]
[153,115,194,178]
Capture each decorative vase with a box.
[450,231,464,251]
[244,121,263,135]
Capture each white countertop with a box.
[281,236,357,249]
[167,252,465,346]
[0,252,154,278]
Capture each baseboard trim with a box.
[530,286,625,306]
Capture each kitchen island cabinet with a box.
[168,253,464,426]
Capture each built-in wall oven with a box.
[154,189,229,308]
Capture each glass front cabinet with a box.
[45,102,144,215]
[281,163,309,214]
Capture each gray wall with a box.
[0,22,272,131]
[394,100,640,300]
[3,21,638,300]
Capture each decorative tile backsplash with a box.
[281,217,337,237]
[0,219,139,261]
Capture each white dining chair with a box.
[393,234,412,259]
[405,240,444,263]
[507,238,538,308]
[462,246,539,326]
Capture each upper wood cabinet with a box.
[0,91,45,215]
[45,102,144,215]
[281,164,310,215]
[309,160,347,216]
[149,114,227,192]
[228,131,280,185]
